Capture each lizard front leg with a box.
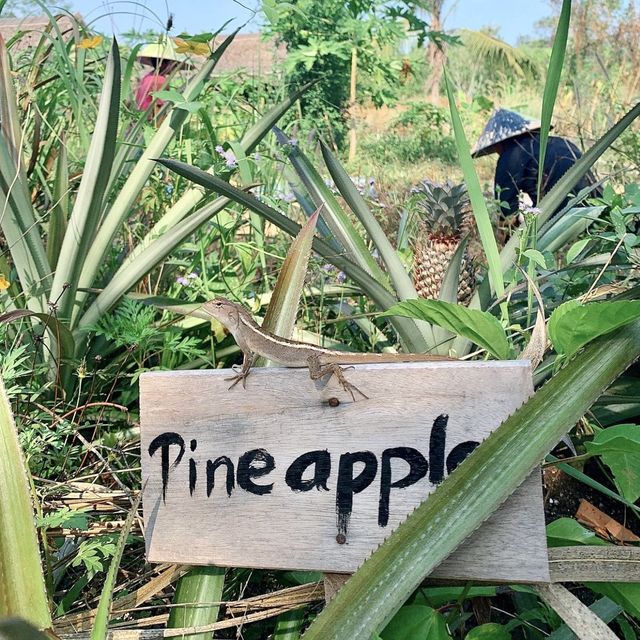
[306,354,369,401]
[226,351,256,389]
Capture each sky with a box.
[63,0,553,45]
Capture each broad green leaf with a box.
[382,299,510,360]
[585,424,640,503]
[444,69,505,309]
[523,249,547,270]
[91,489,141,640]
[566,238,591,264]
[0,379,52,630]
[546,517,609,548]
[537,0,571,201]
[588,583,640,620]
[549,300,640,358]
[381,605,451,640]
[300,319,640,640]
[465,623,511,640]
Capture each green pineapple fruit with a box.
[412,180,476,304]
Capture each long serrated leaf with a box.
[155,158,429,352]
[0,34,23,168]
[75,195,231,332]
[91,489,142,640]
[318,143,421,302]
[262,209,319,342]
[444,70,505,309]
[0,379,52,630]
[275,129,385,281]
[48,135,69,269]
[537,0,571,202]
[301,320,640,640]
[51,38,121,323]
[117,87,309,267]
[0,136,50,312]
[75,31,240,324]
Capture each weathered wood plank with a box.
[140,361,549,582]
[548,545,640,582]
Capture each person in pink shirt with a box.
[135,41,188,112]
[135,61,175,111]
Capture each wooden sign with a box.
[141,361,549,582]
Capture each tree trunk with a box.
[424,0,445,102]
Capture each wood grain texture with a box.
[549,545,640,582]
[140,361,549,582]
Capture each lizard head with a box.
[202,297,244,333]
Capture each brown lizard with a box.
[201,297,453,400]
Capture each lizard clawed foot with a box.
[225,371,250,390]
[307,356,368,401]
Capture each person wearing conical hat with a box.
[135,40,190,111]
[473,108,597,218]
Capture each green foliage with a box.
[383,299,511,360]
[362,102,457,165]
[263,0,421,141]
[549,300,640,359]
[586,423,640,502]
[380,605,451,639]
[546,517,609,547]
[465,624,511,640]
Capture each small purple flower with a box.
[288,137,298,147]
[187,272,198,280]
[254,152,262,161]
[215,145,237,168]
[336,271,346,284]
[322,263,335,273]
[176,276,189,286]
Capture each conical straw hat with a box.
[472,108,544,158]
[137,40,191,67]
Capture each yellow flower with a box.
[0,274,10,291]
[78,35,103,50]
[174,37,210,56]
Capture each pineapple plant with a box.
[412,180,476,304]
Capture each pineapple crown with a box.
[412,180,471,235]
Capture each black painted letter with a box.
[207,456,235,497]
[379,447,428,527]
[446,441,479,474]
[429,414,448,485]
[336,451,378,537]
[285,450,331,492]
[237,448,276,495]
[148,432,185,503]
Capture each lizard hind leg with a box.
[306,355,369,401]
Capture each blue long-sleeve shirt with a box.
[495,133,593,216]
